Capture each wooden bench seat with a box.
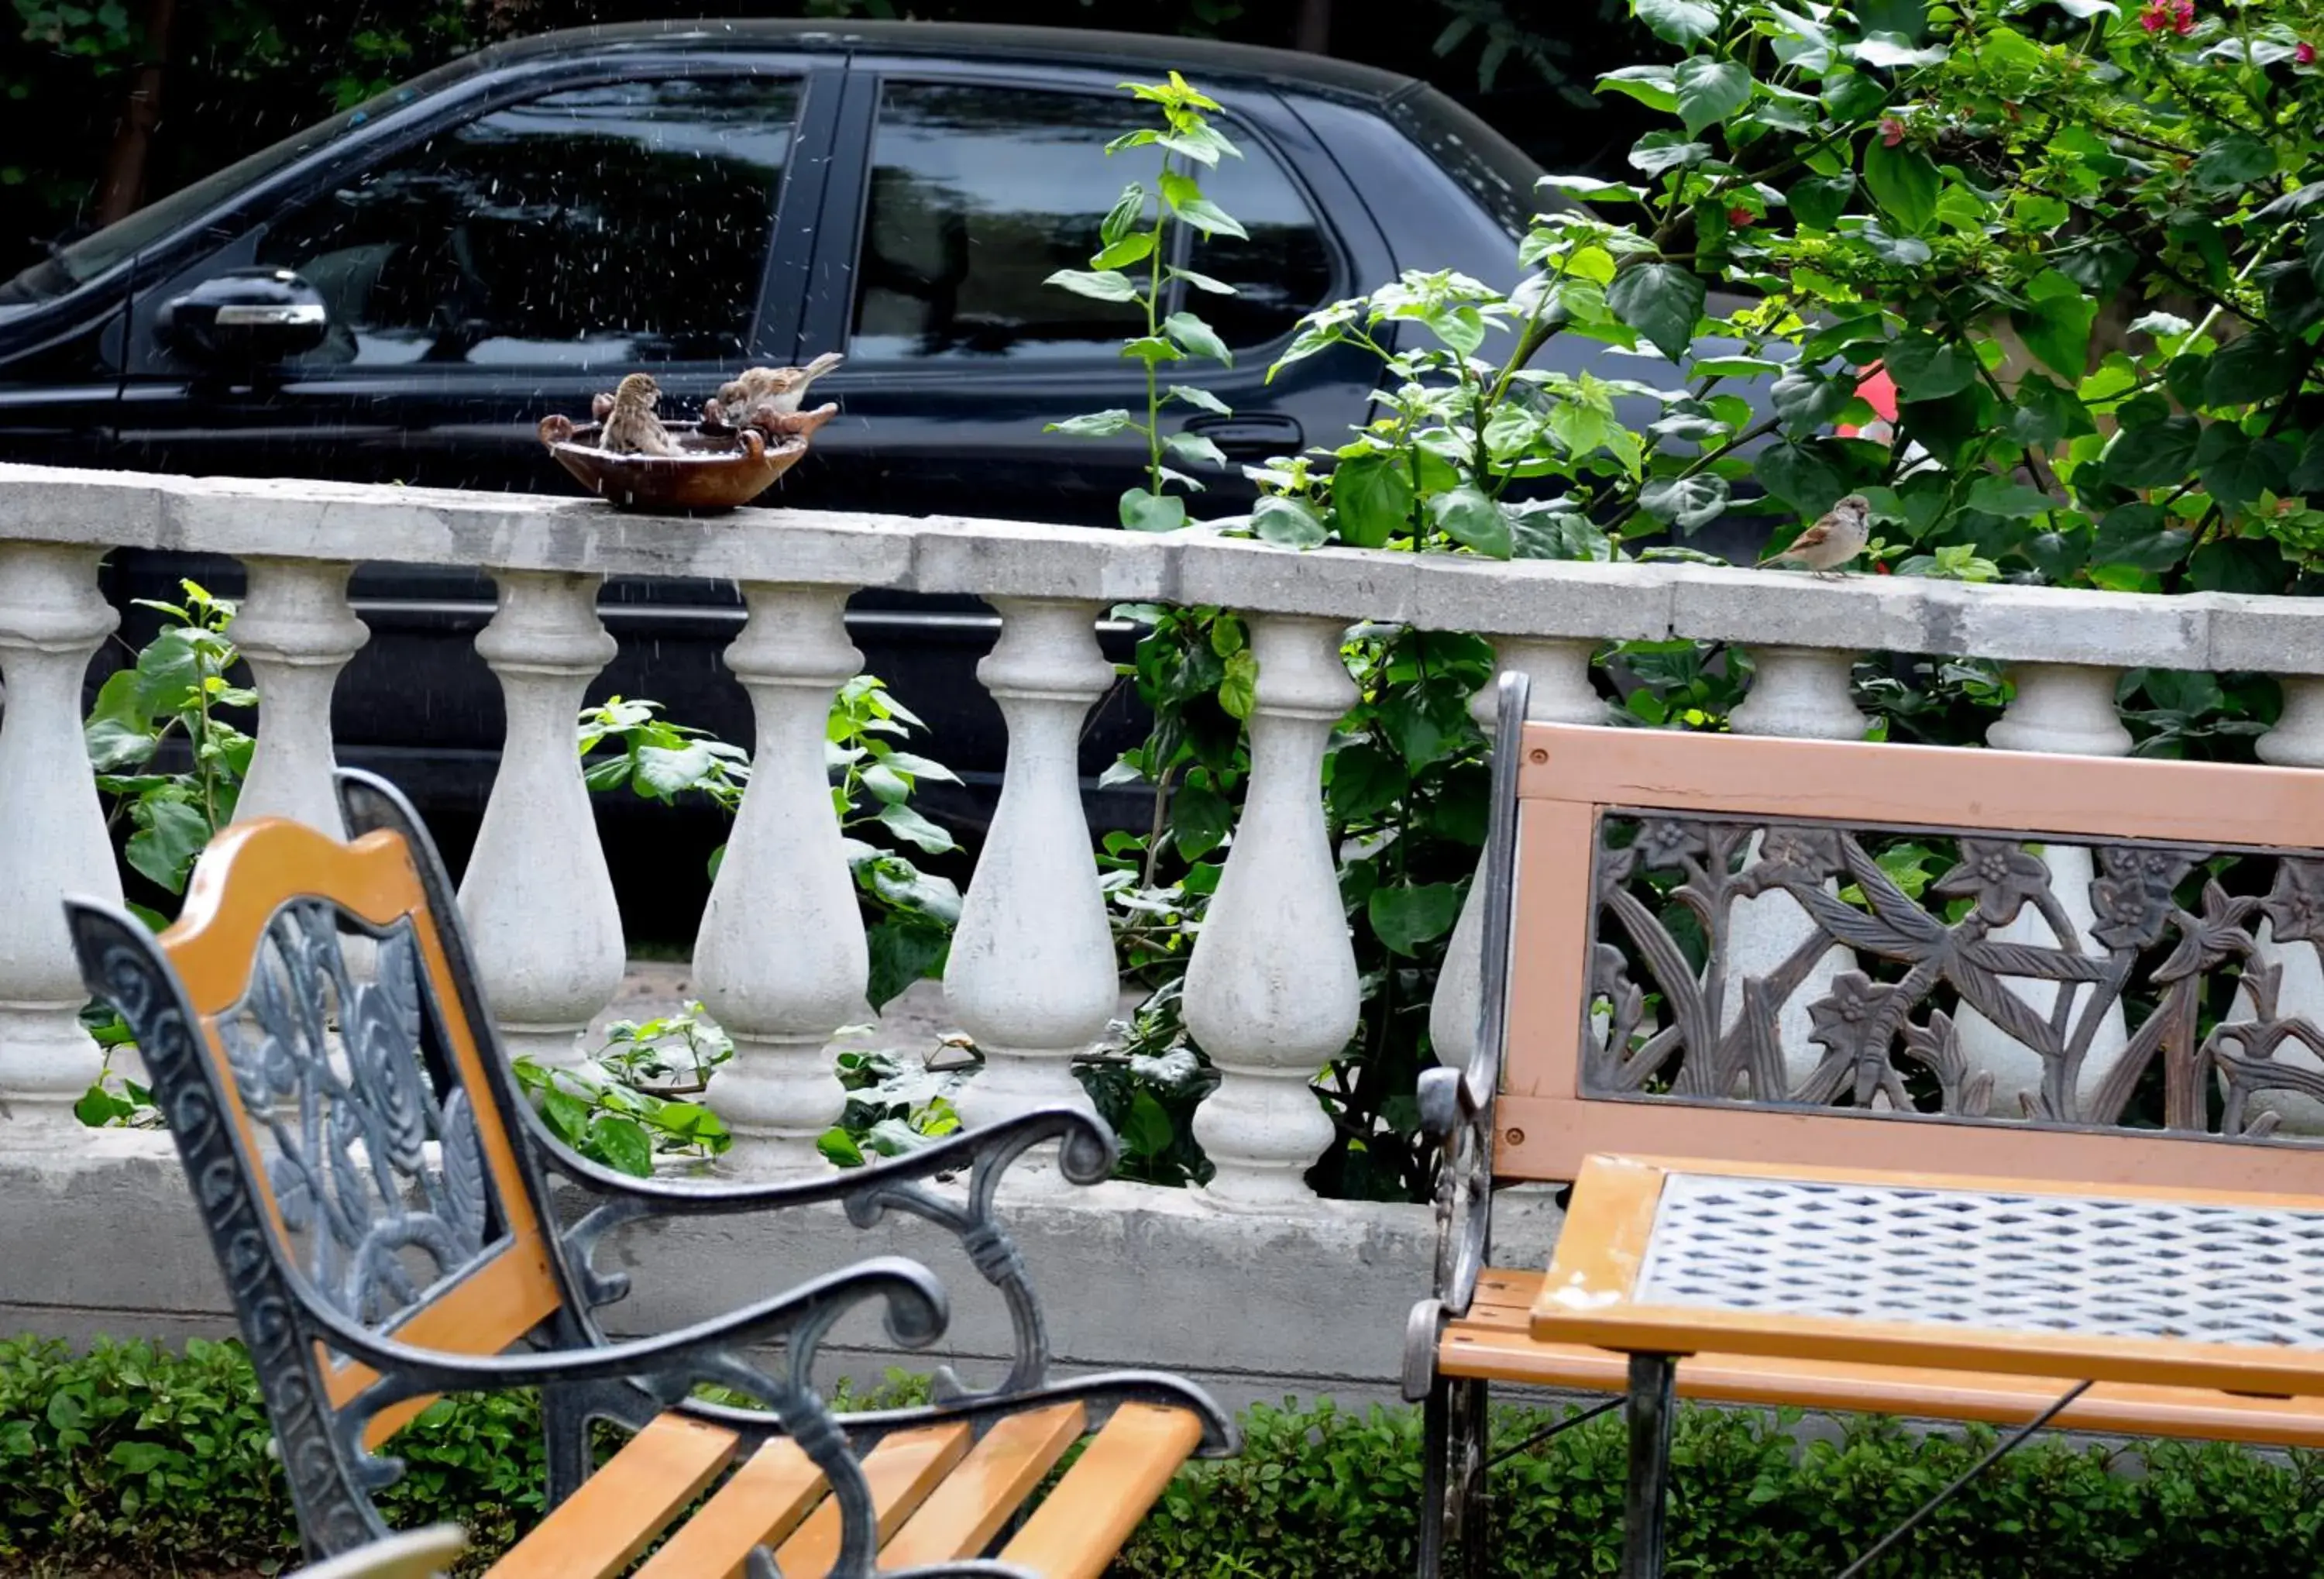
[1442,1269,2324,1450]
[1406,675,2324,1578]
[67,769,1232,1577]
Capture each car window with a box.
[1183,132,1336,350]
[253,77,799,369]
[849,81,1335,363]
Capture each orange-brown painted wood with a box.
[1514,721,2324,845]
[627,1434,829,1579]
[996,1407,1205,1579]
[1444,1271,2324,1449]
[486,1413,738,1579]
[772,1423,980,1579]
[878,1404,1088,1570]
[160,817,569,1447]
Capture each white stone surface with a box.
[459,571,625,1067]
[0,544,122,1133]
[696,584,868,1175]
[946,600,1116,1130]
[1430,638,1604,1073]
[1965,665,2133,1116]
[1729,645,1870,741]
[1184,615,1360,1206]
[231,558,369,834]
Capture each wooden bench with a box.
[67,769,1233,1579]
[1408,674,2324,1577]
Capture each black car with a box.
[0,19,1576,924]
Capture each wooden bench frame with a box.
[1406,673,2324,1578]
[67,769,1234,1578]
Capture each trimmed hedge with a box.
[5,1336,2322,1577]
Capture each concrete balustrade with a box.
[10,461,2324,1189]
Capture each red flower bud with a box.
[1727,205,1752,228]
[2299,40,2319,64]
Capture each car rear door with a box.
[783,54,1391,528]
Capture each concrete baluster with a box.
[1428,638,1601,1072]
[1967,662,2133,1116]
[459,572,624,1068]
[1184,615,1360,1206]
[231,559,369,834]
[1724,646,1864,1088]
[2233,677,2324,1131]
[0,545,122,1132]
[696,585,867,1175]
[946,599,1116,1130]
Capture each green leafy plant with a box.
[576,679,963,1012]
[84,580,253,900]
[1044,71,1246,533]
[512,1004,734,1178]
[816,1044,966,1168]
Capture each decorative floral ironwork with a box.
[212,905,491,1327]
[1584,810,2324,1144]
[1930,838,2051,927]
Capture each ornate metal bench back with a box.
[65,771,579,1551]
[1482,717,2324,1195]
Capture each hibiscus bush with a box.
[1091,0,2324,1202]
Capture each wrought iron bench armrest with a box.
[311,1253,946,1404]
[555,1106,1112,1400]
[679,1367,1243,1460]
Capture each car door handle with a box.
[1181,414,1303,457]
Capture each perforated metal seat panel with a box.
[1635,1171,2324,1348]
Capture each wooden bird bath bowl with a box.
[538,411,828,513]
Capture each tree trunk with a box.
[93,0,176,226]
[1295,0,1332,53]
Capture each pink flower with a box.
[1879,117,1905,147]
[2140,0,2171,30]
[2298,40,2319,64]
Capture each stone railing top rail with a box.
[1,462,2310,673]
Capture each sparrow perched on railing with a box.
[1760,494,1872,578]
[598,373,678,458]
[704,351,846,432]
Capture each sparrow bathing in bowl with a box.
[1760,494,1871,578]
[599,372,677,458]
[705,351,846,432]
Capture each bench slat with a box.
[625,1433,834,1579]
[488,1412,738,1579]
[878,1402,1088,1569]
[1444,1269,2324,1448]
[767,1422,977,1579]
[996,1405,1205,1579]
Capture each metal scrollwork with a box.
[213,903,493,1325]
[1587,811,2324,1139]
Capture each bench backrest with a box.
[1488,700,2324,1196]
[65,772,583,1546]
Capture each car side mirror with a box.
[157,268,328,365]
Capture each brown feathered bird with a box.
[706,351,846,430]
[599,373,677,457]
[1759,494,1872,578]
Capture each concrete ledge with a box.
[0,1137,1563,1412]
[9,462,2324,677]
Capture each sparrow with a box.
[705,351,845,429]
[1760,494,1872,578]
[598,372,677,458]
